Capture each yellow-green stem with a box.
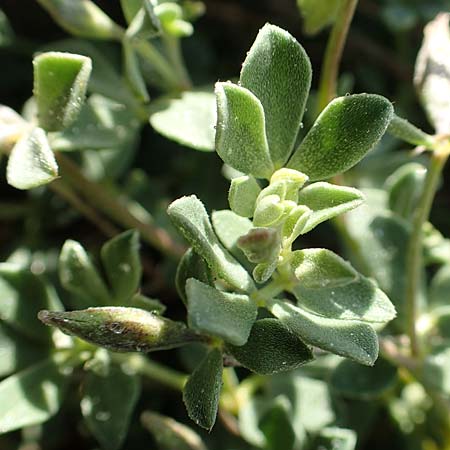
[406,145,449,357]
[316,0,359,114]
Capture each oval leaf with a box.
[183,348,223,430]
[215,82,274,178]
[288,94,393,180]
[226,318,313,374]
[240,23,312,167]
[7,127,58,190]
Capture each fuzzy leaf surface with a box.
[240,23,312,167]
[288,94,393,180]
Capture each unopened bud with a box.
[38,307,200,352]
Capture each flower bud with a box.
[237,227,281,263]
[38,307,200,352]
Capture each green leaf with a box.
[167,195,255,293]
[415,13,450,133]
[226,318,313,374]
[211,210,253,261]
[422,347,450,395]
[330,357,398,399]
[81,365,141,450]
[253,259,278,284]
[386,162,426,219]
[183,347,223,430]
[268,299,379,365]
[120,0,142,23]
[387,114,435,148]
[281,205,312,247]
[185,279,257,346]
[292,275,396,323]
[240,23,312,167]
[123,39,150,103]
[149,91,216,151]
[0,323,50,378]
[430,264,450,307]
[42,40,136,106]
[141,411,208,450]
[290,248,358,289]
[6,127,58,190]
[37,0,122,40]
[253,194,285,227]
[0,357,70,434]
[59,240,111,307]
[228,175,261,218]
[126,2,161,39]
[39,307,198,352]
[297,0,341,35]
[0,263,54,342]
[297,182,365,233]
[101,230,142,304]
[288,94,393,180]
[215,82,274,178]
[33,51,92,131]
[260,396,295,450]
[312,427,357,450]
[176,249,213,305]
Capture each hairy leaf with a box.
[240,23,312,167]
[228,175,261,217]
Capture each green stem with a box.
[56,153,186,259]
[406,145,449,357]
[131,38,186,92]
[162,34,192,90]
[114,353,187,391]
[316,0,359,114]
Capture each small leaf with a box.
[126,2,161,39]
[226,318,313,374]
[292,275,396,323]
[387,114,435,148]
[312,427,357,450]
[0,105,28,153]
[101,230,142,304]
[297,182,364,233]
[386,163,426,219]
[167,195,255,293]
[268,299,379,365]
[176,249,213,305]
[6,127,58,190]
[281,205,312,246]
[33,52,92,131]
[240,23,312,167]
[37,0,122,40]
[81,365,141,450]
[141,411,208,450]
[260,397,295,450]
[253,194,285,227]
[183,347,223,430]
[120,0,142,23]
[39,307,198,352]
[330,357,398,399]
[150,91,216,151]
[215,82,274,178]
[297,0,341,35]
[228,175,261,218]
[186,279,257,346]
[0,356,70,434]
[0,263,54,342]
[290,248,358,289]
[288,94,393,180]
[59,240,111,307]
[415,13,450,133]
[253,259,278,284]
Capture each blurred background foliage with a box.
[0,0,450,449]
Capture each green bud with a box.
[37,0,123,40]
[238,227,281,263]
[270,168,308,201]
[282,205,312,247]
[38,307,200,352]
[253,194,285,227]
